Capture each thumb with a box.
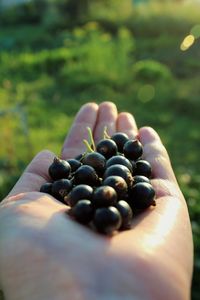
[6,150,55,198]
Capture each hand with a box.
[0,102,193,300]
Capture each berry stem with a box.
[87,127,96,151]
[54,156,60,163]
[103,126,110,139]
[83,139,94,153]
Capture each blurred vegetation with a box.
[0,0,200,299]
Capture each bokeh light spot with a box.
[138,84,155,103]
[180,34,195,51]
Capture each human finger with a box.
[61,102,98,159]
[93,102,118,142]
[139,126,177,183]
[117,112,138,139]
[6,150,55,198]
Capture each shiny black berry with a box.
[49,157,71,180]
[106,155,133,173]
[96,139,118,159]
[129,182,156,210]
[111,132,129,152]
[64,184,93,207]
[93,206,122,235]
[70,200,94,224]
[82,152,106,177]
[135,160,152,178]
[123,140,143,161]
[67,159,82,173]
[51,179,72,202]
[103,164,133,187]
[73,165,99,186]
[102,176,128,199]
[133,175,150,185]
[40,182,52,194]
[115,200,133,230]
[93,186,117,207]
[75,154,84,161]
[130,160,136,172]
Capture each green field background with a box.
[0,1,200,299]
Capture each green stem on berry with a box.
[103,126,110,139]
[79,152,86,162]
[83,139,94,153]
[87,127,96,151]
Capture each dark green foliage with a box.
[132,60,173,83]
[0,0,47,25]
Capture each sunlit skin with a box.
[0,102,193,300]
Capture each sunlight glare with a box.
[180,34,195,51]
[142,200,180,251]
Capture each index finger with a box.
[61,102,99,159]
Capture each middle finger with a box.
[94,102,118,142]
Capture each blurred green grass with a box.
[0,1,200,299]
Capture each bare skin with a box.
[0,102,193,300]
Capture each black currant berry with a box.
[75,154,84,161]
[51,179,72,202]
[123,140,143,161]
[111,132,129,152]
[70,200,94,224]
[64,184,93,207]
[96,139,118,159]
[129,182,156,210]
[67,159,82,173]
[44,128,157,235]
[103,164,133,187]
[135,160,152,178]
[133,175,150,185]
[106,155,133,173]
[73,165,99,186]
[93,206,122,235]
[102,176,128,199]
[93,186,117,207]
[40,182,52,194]
[49,157,71,180]
[115,200,133,230]
[82,152,106,177]
[130,160,136,172]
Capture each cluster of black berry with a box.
[40,129,156,235]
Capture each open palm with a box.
[0,102,193,300]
